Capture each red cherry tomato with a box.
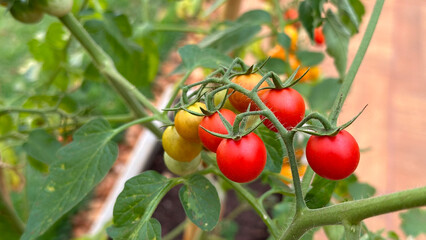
[217,133,267,183]
[284,8,298,20]
[306,130,360,180]
[314,27,325,45]
[260,88,305,131]
[198,109,236,152]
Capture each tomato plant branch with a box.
[59,14,163,137]
[210,167,279,239]
[279,186,426,240]
[329,0,385,125]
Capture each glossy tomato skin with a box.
[217,133,267,183]
[175,102,206,142]
[260,88,305,131]
[198,109,236,152]
[306,130,360,180]
[229,73,268,112]
[36,0,73,17]
[314,27,325,45]
[10,0,44,24]
[162,126,202,162]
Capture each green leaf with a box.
[216,219,238,240]
[324,225,345,240]
[277,32,291,50]
[178,44,233,70]
[272,197,295,230]
[199,10,268,53]
[332,0,359,29]
[23,129,62,165]
[256,125,285,173]
[308,78,341,113]
[84,14,159,90]
[21,118,118,240]
[179,174,220,231]
[296,50,325,66]
[348,182,376,200]
[305,175,337,209]
[0,195,22,240]
[298,1,315,40]
[341,0,365,35]
[323,10,350,79]
[0,114,14,135]
[400,208,426,237]
[262,58,291,75]
[108,171,175,239]
[108,218,161,240]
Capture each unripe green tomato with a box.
[35,0,73,17]
[164,152,201,176]
[10,0,44,24]
[213,89,238,113]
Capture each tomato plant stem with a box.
[329,0,385,125]
[59,14,163,137]
[280,186,426,240]
[282,134,306,212]
[214,169,280,239]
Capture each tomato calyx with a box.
[293,105,368,137]
[199,109,265,140]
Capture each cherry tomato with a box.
[217,133,267,183]
[162,126,202,162]
[10,0,44,24]
[280,163,307,184]
[174,102,206,142]
[164,152,201,176]
[284,25,298,51]
[198,109,236,153]
[36,0,73,17]
[284,8,298,20]
[260,88,305,131]
[314,27,325,45]
[295,66,321,83]
[268,45,286,61]
[306,130,360,180]
[229,73,268,112]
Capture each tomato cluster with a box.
[163,67,360,182]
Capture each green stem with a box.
[214,169,279,239]
[280,186,426,240]
[329,0,385,125]
[165,70,192,109]
[59,14,163,137]
[153,23,209,34]
[162,218,190,240]
[113,116,158,134]
[282,134,306,212]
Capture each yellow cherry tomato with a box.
[268,44,287,61]
[284,25,298,51]
[175,102,206,142]
[162,126,202,162]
